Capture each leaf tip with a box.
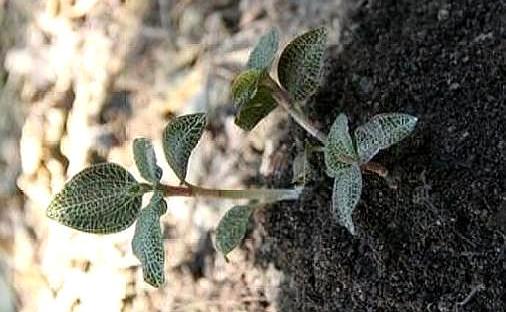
[146,275,165,288]
[247,27,280,70]
[46,204,58,220]
[411,116,419,125]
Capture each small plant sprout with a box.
[232,26,328,140]
[47,113,301,287]
[324,113,417,234]
[47,27,418,288]
[232,27,418,234]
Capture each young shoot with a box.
[46,113,301,287]
[232,26,328,140]
[324,113,417,234]
[231,27,418,235]
[47,27,419,288]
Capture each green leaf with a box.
[232,69,277,131]
[231,69,263,109]
[215,205,253,257]
[354,113,418,163]
[331,164,362,235]
[324,114,358,177]
[47,163,143,234]
[162,113,206,182]
[235,86,277,131]
[247,27,279,70]
[132,192,167,287]
[277,27,328,101]
[133,138,162,184]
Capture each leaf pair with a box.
[118,113,208,287]
[47,113,208,287]
[132,138,166,287]
[324,113,418,234]
[134,112,207,185]
[232,27,328,131]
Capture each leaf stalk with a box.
[265,76,328,143]
[263,75,389,178]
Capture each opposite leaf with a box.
[277,26,328,101]
[215,205,253,257]
[332,164,362,235]
[232,69,277,131]
[354,113,418,163]
[47,163,143,234]
[231,69,263,109]
[133,138,162,184]
[234,85,277,131]
[162,113,206,182]
[132,192,167,287]
[247,27,279,70]
[324,114,358,177]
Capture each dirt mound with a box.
[258,1,505,311]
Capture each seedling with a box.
[46,27,418,288]
[47,113,301,287]
[232,27,328,140]
[231,27,417,235]
[323,113,417,234]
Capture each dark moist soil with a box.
[255,1,505,311]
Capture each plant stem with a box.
[158,183,302,202]
[361,162,388,177]
[263,75,389,178]
[263,76,328,143]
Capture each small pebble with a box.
[438,9,449,21]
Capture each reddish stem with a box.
[160,185,193,197]
[361,161,388,177]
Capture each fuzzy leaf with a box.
[277,27,328,101]
[215,205,253,257]
[247,27,279,70]
[355,113,418,163]
[162,113,206,182]
[132,192,167,287]
[47,163,143,234]
[234,86,277,131]
[133,138,162,184]
[324,114,357,176]
[332,164,362,235]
